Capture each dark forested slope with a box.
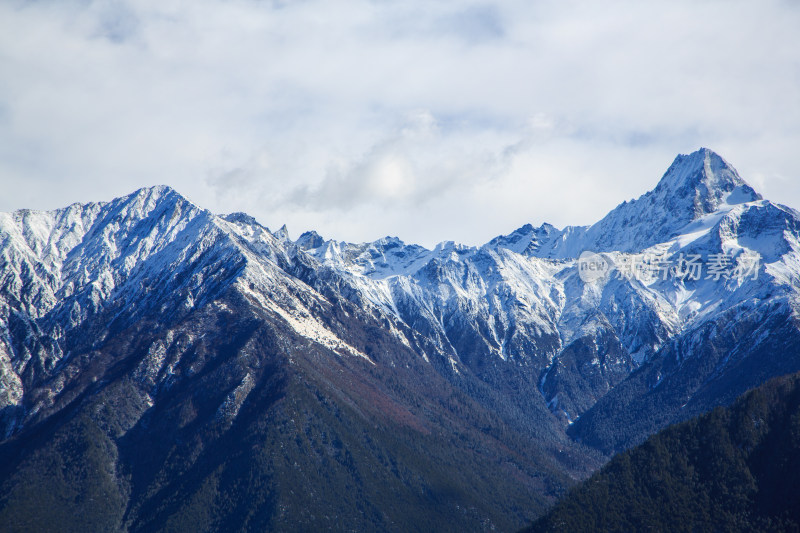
[527,371,800,532]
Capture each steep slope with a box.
[0,186,253,437]
[296,232,667,426]
[0,186,591,532]
[526,371,800,532]
[0,284,579,532]
[569,197,800,453]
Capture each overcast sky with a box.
[1,0,798,247]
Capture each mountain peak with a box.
[274,224,290,241]
[113,185,191,218]
[655,148,761,210]
[296,230,325,249]
[222,211,263,228]
[128,184,180,201]
[486,222,562,256]
[577,148,763,254]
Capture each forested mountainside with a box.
[527,371,800,532]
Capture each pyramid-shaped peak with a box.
[100,185,202,226]
[655,148,761,207]
[577,149,764,255]
[274,224,290,241]
[128,184,181,201]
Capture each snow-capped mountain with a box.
[286,148,800,425]
[577,147,763,254]
[1,148,799,531]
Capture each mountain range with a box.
[1,147,799,531]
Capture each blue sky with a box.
[1,0,799,247]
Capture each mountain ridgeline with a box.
[1,148,799,531]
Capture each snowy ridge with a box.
[2,148,800,434]
[0,186,383,430]
[276,148,800,421]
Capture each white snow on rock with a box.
[2,148,799,428]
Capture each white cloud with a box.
[0,0,798,247]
